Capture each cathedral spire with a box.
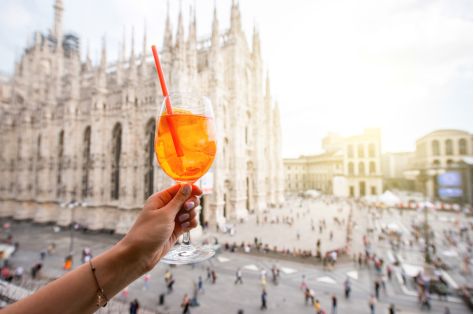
[52,0,64,49]
[230,0,242,34]
[265,71,271,98]
[84,40,92,72]
[128,27,137,83]
[211,3,219,47]
[188,5,197,44]
[252,25,261,59]
[100,35,107,71]
[163,0,173,51]
[140,22,148,79]
[175,4,184,49]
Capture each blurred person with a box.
[388,304,396,314]
[129,299,139,314]
[235,267,243,284]
[369,294,376,314]
[331,294,337,314]
[211,269,217,284]
[143,273,151,290]
[198,275,204,293]
[181,293,191,314]
[344,277,351,298]
[260,289,267,310]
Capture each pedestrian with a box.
[211,269,217,284]
[388,303,396,314]
[198,275,204,293]
[300,275,308,291]
[369,294,376,314]
[129,299,140,314]
[14,266,23,282]
[121,286,129,300]
[313,299,321,314]
[304,288,311,305]
[143,273,150,290]
[206,267,211,281]
[420,290,431,310]
[374,279,380,299]
[235,268,243,284]
[344,278,351,299]
[191,281,199,307]
[331,294,337,314]
[181,293,191,314]
[386,265,392,280]
[260,289,267,310]
[444,307,451,314]
[167,276,175,293]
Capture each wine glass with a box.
[155,92,217,264]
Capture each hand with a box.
[120,184,202,272]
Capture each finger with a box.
[176,208,197,224]
[146,184,202,210]
[177,218,198,235]
[182,195,200,211]
[163,184,192,215]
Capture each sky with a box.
[0,0,472,158]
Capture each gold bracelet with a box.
[89,259,108,307]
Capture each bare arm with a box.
[3,184,201,314]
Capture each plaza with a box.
[0,194,471,313]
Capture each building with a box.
[284,129,382,197]
[0,0,284,234]
[412,129,472,203]
[341,129,383,197]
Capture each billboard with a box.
[437,171,462,187]
[437,171,463,199]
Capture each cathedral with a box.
[0,0,284,233]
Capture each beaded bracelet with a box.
[89,259,108,307]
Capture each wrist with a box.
[115,239,150,276]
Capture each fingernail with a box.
[179,213,190,222]
[182,184,191,196]
[185,201,194,210]
[181,222,190,228]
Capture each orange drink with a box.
[155,113,216,183]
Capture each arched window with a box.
[369,161,376,174]
[445,139,453,155]
[358,144,365,158]
[459,138,467,155]
[111,123,122,200]
[56,130,64,198]
[433,159,440,168]
[347,145,354,158]
[82,126,91,199]
[348,162,354,175]
[447,159,454,168]
[432,140,440,156]
[358,162,365,175]
[368,143,376,157]
[144,119,155,200]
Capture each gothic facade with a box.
[0,0,285,233]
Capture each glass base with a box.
[160,244,215,265]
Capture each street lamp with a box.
[60,200,86,268]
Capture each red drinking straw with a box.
[151,45,184,157]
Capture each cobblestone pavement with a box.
[1,218,471,314]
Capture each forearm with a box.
[4,240,147,314]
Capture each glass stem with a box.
[182,231,191,245]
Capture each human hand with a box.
[120,184,202,272]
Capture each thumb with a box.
[164,184,192,215]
